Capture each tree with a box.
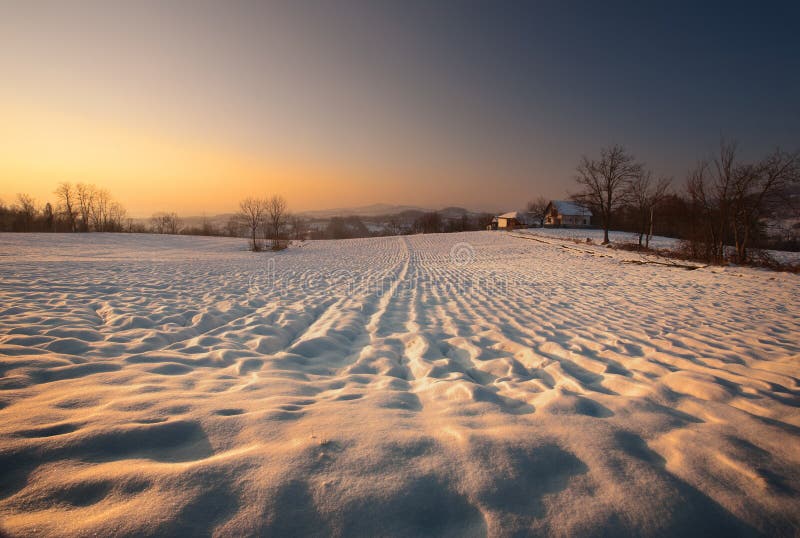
[76,183,95,232]
[16,194,38,232]
[630,171,671,248]
[109,202,127,232]
[150,213,164,234]
[149,212,180,234]
[43,203,55,232]
[167,212,181,234]
[730,149,800,263]
[573,145,642,244]
[686,141,740,263]
[90,188,111,231]
[54,182,78,232]
[685,140,800,264]
[526,196,549,227]
[265,195,288,249]
[238,197,266,251]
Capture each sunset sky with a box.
[1,0,799,217]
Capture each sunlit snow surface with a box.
[0,232,798,536]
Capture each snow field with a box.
[0,231,798,536]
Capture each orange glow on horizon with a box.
[0,101,462,217]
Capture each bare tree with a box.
[684,140,800,264]
[16,194,38,232]
[630,171,671,248]
[238,197,266,251]
[76,183,95,232]
[526,196,549,228]
[265,195,288,249]
[109,202,127,232]
[43,202,55,232]
[54,182,78,232]
[573,145,642,244]
[150,212,181,234]
[686,141,739,263]
[386,215,402,236]
[731,148,800,263]
[167,212,181,234]
[150,213,165,234]
[90,188,111,232]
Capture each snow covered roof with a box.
[497,211,523,219]
[551,200,592,217]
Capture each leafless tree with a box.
[150,212,181,235]
[686,141,739,263]
[54,182,78,232]
[76,183,95,232]
[685,140,800,264]
[109,202,127,232]
[150,213,165,234]
[43,203,55,231]
[76,183,92,230]
[730,148,800,263]
[573,145,642,244]
[90,188,112,232]
[16,194,38,232]
[630,171,671,248]
[526,196,549,227]
[238,197,266,251]
[265,195,288,249]
[168,212,181,234]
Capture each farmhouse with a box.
[491,211,528,230]
[544,200,592,227]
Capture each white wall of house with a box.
[546,213,590,227]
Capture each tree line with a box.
[0,183,128,233]
[529,142,799,264]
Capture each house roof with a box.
[551,200,592,217]
[497,211,522,219]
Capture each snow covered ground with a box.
[516,227,680,250]
[516,227,800,265]
[0,232,799,536]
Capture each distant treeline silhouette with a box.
[1,183,128,233]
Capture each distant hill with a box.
[298,203,431,219]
